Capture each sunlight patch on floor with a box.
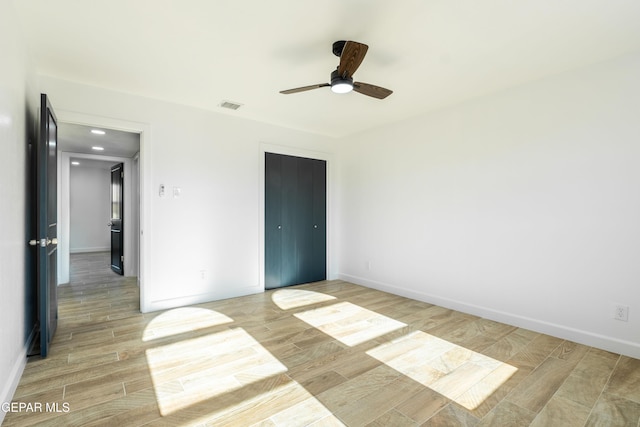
[366,330,517,410]
[184,377,346,426]
[294,301,406,347]
[146,327,287,415]
[266,391,346,426]
[272,288,336,310]
[142,307,233,342]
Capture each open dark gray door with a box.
[110,163,124,275]
[30,94,58,357]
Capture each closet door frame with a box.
[259,143,333,291]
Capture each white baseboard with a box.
[0,345,29,424]
[338,273,640,359]
[145,286,263,313]
[70,247,109,254]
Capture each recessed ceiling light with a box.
[91,129,106,135]
[92,146,104,151]
[71,161,80,165]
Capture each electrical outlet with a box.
[199,270,206,280]
[614,304,629,322]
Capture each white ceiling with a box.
[58,122,140,158]
[14,0,640,138]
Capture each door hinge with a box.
[121,255,124,262]
[121,171,124,179]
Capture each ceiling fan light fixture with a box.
[280,41,392,99]
[331,81,353,94]
[330,69,353,94]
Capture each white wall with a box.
[69,165,110,253]
[337,51,640,358]
[0,0,36,420]
[39,75,338,312]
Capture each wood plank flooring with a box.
[4,252,640,426]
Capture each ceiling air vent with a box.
[219,100,243,110]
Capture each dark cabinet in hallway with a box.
[265,153,326,289]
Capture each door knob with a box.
[28,238,49,247]
[107,222,113,227]
[51,238,58,245]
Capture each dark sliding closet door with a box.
[265,153,326,289]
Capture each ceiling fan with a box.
[280,40,393,99]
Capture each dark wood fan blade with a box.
[337,41,368,78]
[353,82,393,99]
[280,83,330,94]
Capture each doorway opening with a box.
[58,120,143,321]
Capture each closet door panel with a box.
[296,157,316,285]
[280,155,299,287]
[264,153,283,288]
[310,158,327,282]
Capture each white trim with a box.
[339,273,640,359]
[55,110,152,313]
[0,346,28,424]
[148,286,262,312]
[58,151,70,283]
[259,143,335,291]
[69,247,110,254]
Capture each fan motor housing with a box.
[331,69,353,86]
[332,40,346,57]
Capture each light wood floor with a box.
[4,252,640,426]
